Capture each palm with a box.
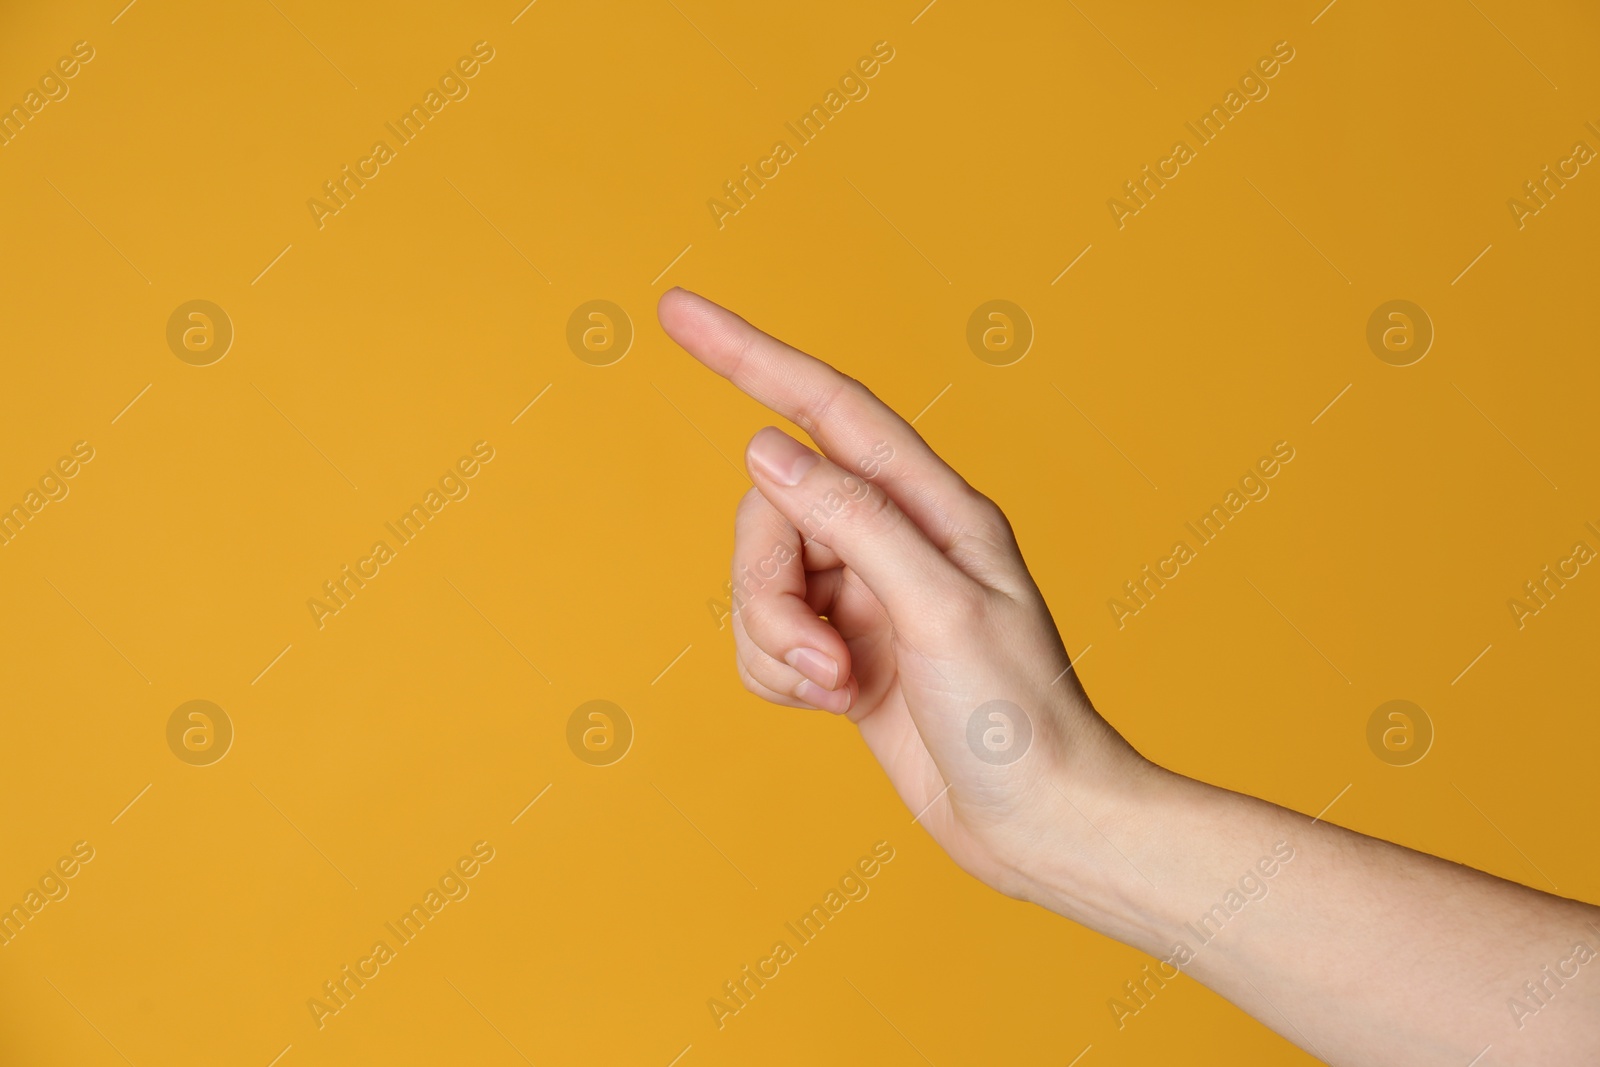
[824,562,1044,883]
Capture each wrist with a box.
[1009,744,1172,921]
[1007,735,1308,976]
[997,709,1237,965]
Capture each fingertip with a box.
[658,287,737,367]
[746,426,819,487]
[784,647,841,690]
[840,676,867,722]
[796,677,853,715]
[656,285,691,328]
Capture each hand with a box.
[660,287,1600,1067]
[657,287,1150,900]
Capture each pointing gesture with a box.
[658,286,1134,895]
[659,287,1600,1067]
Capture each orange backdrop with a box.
[1,1,1597,1064]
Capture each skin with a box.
[657,287,1600,1066]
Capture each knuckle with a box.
[970,491,1007,530]
[794,383,837,435]
[739,645,789,694]
[796,375,868,435]
[728,327,762,375]
[734,486,766,525]
[736,593,780,643]
[731,550,794,614]
[841,374,877,407]
[942,490,1020,579]
[735,640,766,678]
[844,479,899,533]
[969,491,1018,547]
[735,659,764,696]
[792,460,902,550]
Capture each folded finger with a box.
[742,425,969,623]
[731,488,852,691]
[732,622,856,714]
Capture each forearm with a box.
[1024,758,1600,1065]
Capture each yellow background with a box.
[2,1,1597,1064]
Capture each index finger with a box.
[657,287,991,550]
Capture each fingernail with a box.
[785,648,840,690]
[796,678,852,714]
[747,427,819,487]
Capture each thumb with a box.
[744,426,968,624]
